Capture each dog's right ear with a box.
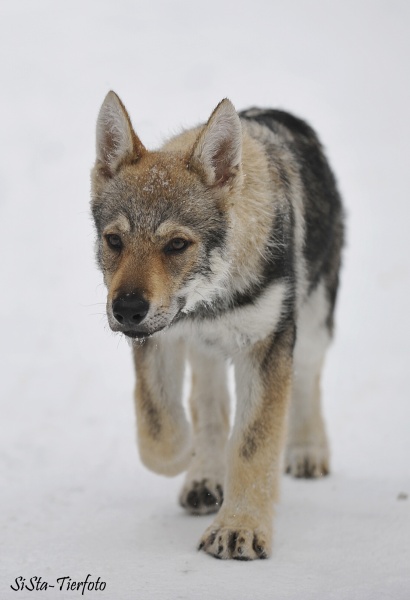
[95,91,146,176]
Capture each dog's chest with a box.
[174,280,288,355]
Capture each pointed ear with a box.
[95,91,146,176]
[189,99,242,187]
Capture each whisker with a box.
[81,302,106,308]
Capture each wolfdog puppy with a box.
[91,92,344,560]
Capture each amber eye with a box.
[164,238,190,254]
[105,234,122,251]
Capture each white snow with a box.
[1,1,409,598]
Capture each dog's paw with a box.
[285,443,329,478]
[179,478,223,515]
[198,525,270,560]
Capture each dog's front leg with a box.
[198,320,295,560]
[133,336,192,476]
[179,343,230,515]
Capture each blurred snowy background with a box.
[0,1,409,598]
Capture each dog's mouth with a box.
[123,327,165,340]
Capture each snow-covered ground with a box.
[1,1,409,598]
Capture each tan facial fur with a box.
[102,213,201,335]
[92,124,245,336]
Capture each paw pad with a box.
[180,479,224,515]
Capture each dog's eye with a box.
[164,238,189,254]
[105,234,122,251]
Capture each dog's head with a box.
[91,91,243,339]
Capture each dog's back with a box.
[239,107,344,323]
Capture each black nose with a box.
[112,294,149,327]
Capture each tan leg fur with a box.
[133,337,192,476]
[198,320,295,560]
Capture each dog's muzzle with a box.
[112,293,150,337]
[110,293,185,340]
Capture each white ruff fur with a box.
[180,249,232,313]
[175,281,288,355]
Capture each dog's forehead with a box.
[103,155,205,232]
[133,155,186,192]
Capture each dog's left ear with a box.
[189,99,242,187]
[96,91,146,176]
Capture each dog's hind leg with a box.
[133,336,192,476]
[179,344,230,515]
[285,282,331,478]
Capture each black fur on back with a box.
[239,108,344,330]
